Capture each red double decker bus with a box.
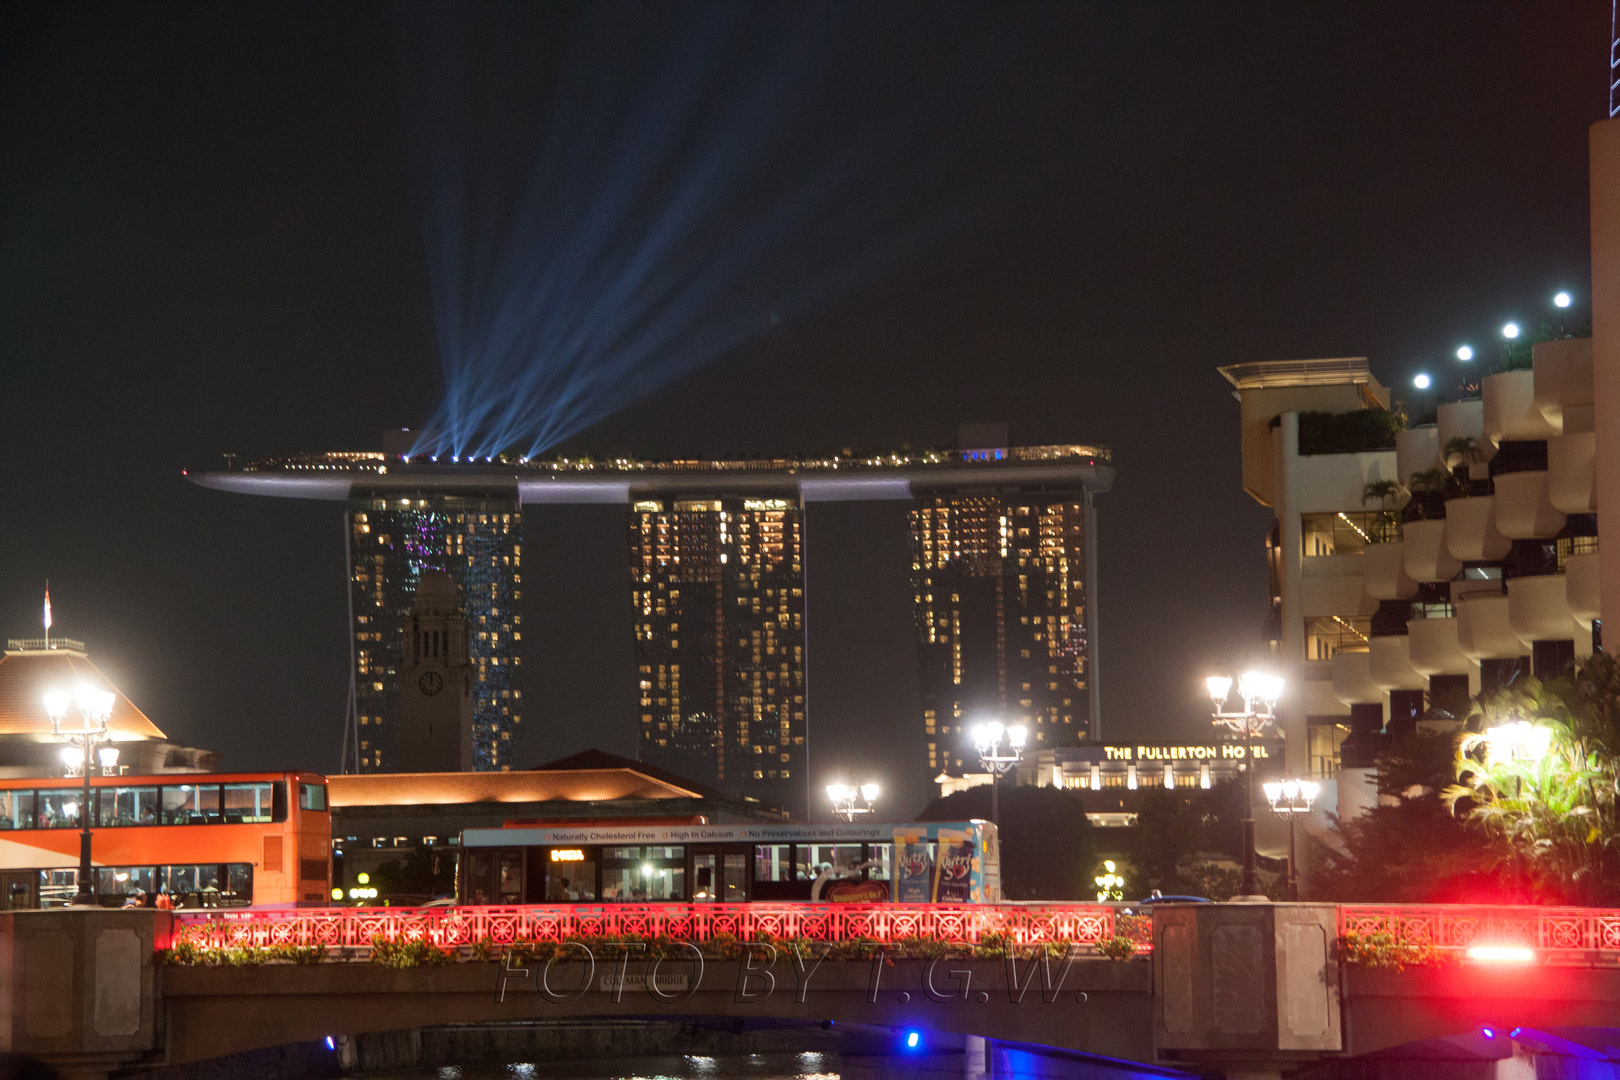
[0,771,331,909]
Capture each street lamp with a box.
[826,781,880,822]
[969,720,1027,826]
[1262,779,1320,901]
[1208,671,1283,900]
[1094,860,1125,902]
[43,685,115,907]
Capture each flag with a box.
[43,585,51,632]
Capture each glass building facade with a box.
[630,497,806,816]
[910,491,1096,778]
[347,492,522,772]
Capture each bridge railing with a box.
[1339,904,1620,964]
[169,903,1124,955]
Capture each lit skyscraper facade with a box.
[630,497,806,816]
[194,441,1110,797]
[911,488,1097,778]
[346,491,522,772]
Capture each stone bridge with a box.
[4,902,1619,1080]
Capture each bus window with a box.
[722,852,748,902]
[40,869,77,907]
[602,846,684,901]
[866,843,894,880]
[37,790,82,829]
[497,852,522,903]
[801,844,863,879]
[0,791,34,830]
[98,867,156,906]
[224,864,253,904]
[163,785,221,825]
[466,851,493,904]
[223,783,275,824]
[298,783,327,812]
[754,844,793,882]
[98,786,159,827]
[546,849,595,902]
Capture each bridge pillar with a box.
[1151,902,1341,1077]
[0,907,167,1080]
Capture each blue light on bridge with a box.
[904,1031,922,1051]
[325,1037,336,1050]
[1482,1027,1496,1040]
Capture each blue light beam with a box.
[391,2,1071,459]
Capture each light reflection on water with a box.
[373,1054,851,1080]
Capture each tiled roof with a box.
[0,649,166,741]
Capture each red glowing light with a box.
[1467,944,1536,964]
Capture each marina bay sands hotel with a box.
[189,427,1112,817]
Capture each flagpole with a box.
[43,581,49,650]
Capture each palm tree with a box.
[1361,479,1405,510]
[1442,436,1483,467]
[1361,480,1405,543]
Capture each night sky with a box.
[0,3,1607,819]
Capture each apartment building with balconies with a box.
[1222,342,1604,825]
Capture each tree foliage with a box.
[916,785,1096,900]
[1123,780,1275,901]
[1441,655,1620,904]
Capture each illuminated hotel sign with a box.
[1101,744,1274,761]
[549,849,585,862]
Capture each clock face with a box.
[417,670,444,696]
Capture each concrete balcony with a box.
[1567,551,1602,628]
[1396,426,1440,485]
[1362,541,1417,600]
[1547,432,1596,514]
[1401,519,1462,583]
[1457,594,1527,660]
[1492,472,1567,539]
[1301,554,1372,617]
[1293,450,1402,515]
[1532,337,1592,432]
[1331,650,1383,705]
[1508,574,1579,647]
[1407,617,1471,676]
[1484,369,1559,442]
[1438,399,1493,481]
[1369,635,1427,691]
[1443,496,1512,561]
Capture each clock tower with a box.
[399,570,475,772]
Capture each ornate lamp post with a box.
[1262,778,1320,901]
[1207,671,1283,901]
[44,686,115,907]
[826,781,880,823]
[969,720,1027,827]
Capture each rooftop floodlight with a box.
[1502,322,1521,339]
[1008,725,1028,749]
[1413,373,1431,390]
[1206,675,1233,705]
[1554,291,1572,308]
[1457,345,1474,361]
[860,782,880,803]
